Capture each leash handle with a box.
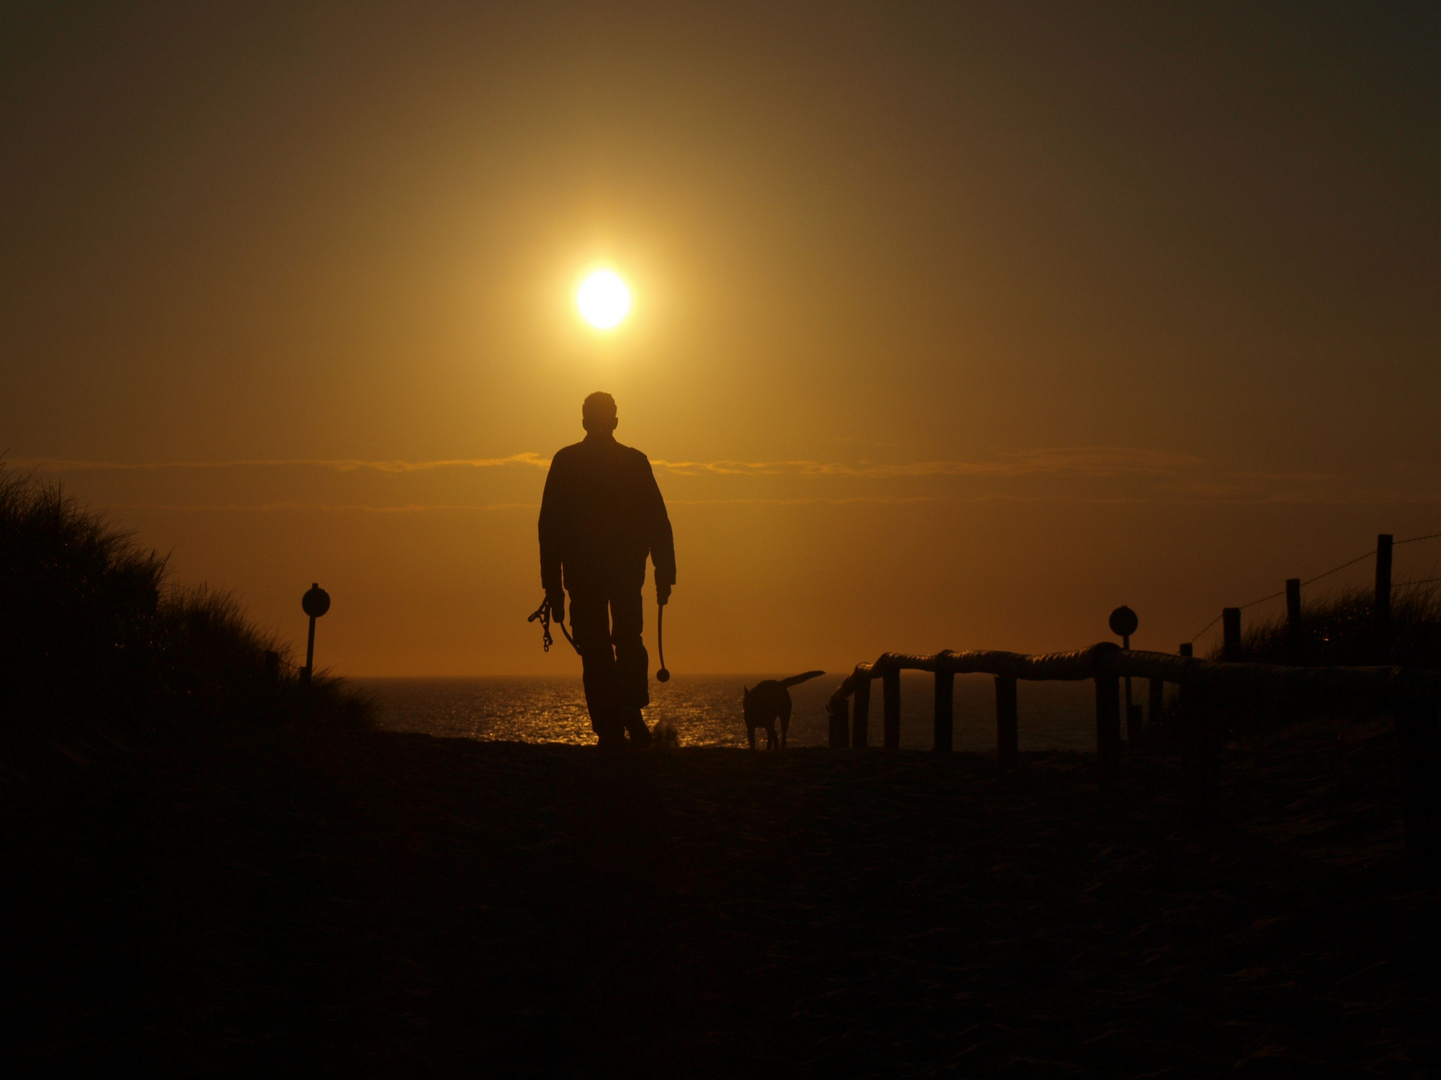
[527,599,554,652]
[528,597,579,655]
[656,601,670,682]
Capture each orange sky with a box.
[4,3,1440,675]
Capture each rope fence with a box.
[1188,531,1441,645]
[817,526,1441,871]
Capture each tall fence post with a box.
[995,676,1018,770]
[1095,672,1121,788]
[934,668,954,753]
[1376,533,1394,638]
[1222,607,1242,661]
[852,676,871,748]
[1148,677,1164,729]
[1286,578,1302,658]
[828,697,849,749]
[1393,677,1440,877]
[882,667,901,749]
[1179,643,1193,658]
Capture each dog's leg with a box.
[748,724,757,750]
[780,700,792,750]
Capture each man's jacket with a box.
[538,433,676,595]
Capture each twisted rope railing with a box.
[824,643,1441,869]
[827,644,1436,718]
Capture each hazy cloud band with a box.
[17,446,1203,479]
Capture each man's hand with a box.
[547,590,565,623]
[657,580,671,606]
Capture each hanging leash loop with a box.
[655,600,670,682]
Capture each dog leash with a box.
[530,594,671,682]
[527,597,579,655]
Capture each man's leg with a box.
[568,590,623,747]
[609,586,650,745]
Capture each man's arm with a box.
[537,454,567,617]
[641,457,676,604]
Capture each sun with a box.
[576,269,631,330]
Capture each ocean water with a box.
[357,672,1110,751]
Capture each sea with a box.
[356,672,1109,751]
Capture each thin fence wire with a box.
[1397,531,1441,547]
[1187,530,1441,643]
[1189,613,1224,642]
[1299,549,1377,589]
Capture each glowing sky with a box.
[4,3,1439,674]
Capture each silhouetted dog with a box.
[743,671,825,749]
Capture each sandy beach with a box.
[7,718,1438,1077]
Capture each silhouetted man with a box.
[539,393,675,749]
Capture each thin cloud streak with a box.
[15,454,551,474]
[19,447,1201,479]
[652,447,1205,478]
[31,451,1438,509]
[96,502,543,513]
[96,491,1441,513]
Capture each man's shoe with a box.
[624,711,652,748]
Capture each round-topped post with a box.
[301,583,331,684]
[1109,606,1140,743]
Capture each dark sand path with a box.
[7,718,1438,1076]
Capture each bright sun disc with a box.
[577,269,631,329]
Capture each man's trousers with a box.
[567,582,649,738]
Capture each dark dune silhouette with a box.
[0,464,369,733]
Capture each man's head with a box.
[582,391,618,434]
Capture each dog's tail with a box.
[779,670,826,688]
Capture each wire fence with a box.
[1188,531,1441,644]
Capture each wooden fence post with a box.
[1127,703,1143,745]
[1286,578,1302,658]
[1095,673,1121,788]
[1222,608,1242,660]
[852,677,871,748]
[1148,677,1164,729]
[995,676,1018,769]
[1376,533,1394,636]
[882,667,901,749]
[1179,643,1192,658]
[1393,681,1440,877]
[934,668,954,753]
[828,697,849,749]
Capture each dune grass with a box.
[1211,584,1441,669]
[0,464,370,732]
